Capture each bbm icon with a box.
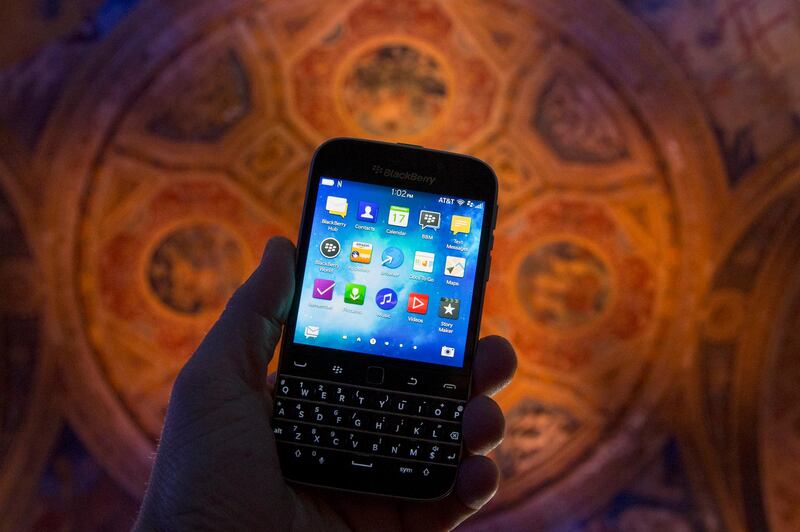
[419,210,441,230]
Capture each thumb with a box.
[180,236,296,392]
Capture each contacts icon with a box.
[357,201,378,223]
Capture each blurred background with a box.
[1,0,799,530]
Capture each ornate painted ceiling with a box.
[0,0,799,530]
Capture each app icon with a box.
[413,251,435,273]
[357,201,378,222]
[388,205,410,227]
[350,241,373,263]
[407,293,429,314]
[304,325,320,339]
[440,346,455,358]
[438,297,460,319]
[451,215,471,235]
[312,279,335,300]
[444,256,466,277]
[325,196,348,218]
[381,246,404,269]
[375,288,398,310]
[419,210,441,230]
[319,237,341,258]
[344,283,366,305]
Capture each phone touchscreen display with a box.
[293,177,486,367]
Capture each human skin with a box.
[135,237,517,531]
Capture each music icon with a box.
[375,288,398,310]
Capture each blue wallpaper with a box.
[292,177,486,367]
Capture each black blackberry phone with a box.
[271,138,498,500]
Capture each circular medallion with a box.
[340,44,448,136]
[148,223,246,315]
[518,241,611,329]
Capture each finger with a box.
[472,335,517,397]
[181,237,295,391]
[401,455,500,531]
[226,236,296,324]
[462,395,504,455]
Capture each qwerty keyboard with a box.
[272,374,465,497]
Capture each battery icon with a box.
[321,178,335,186]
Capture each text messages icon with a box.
[450,215,471,235]
[419,210,441,230]
[325,196,348,218]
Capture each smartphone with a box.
[271,138,498,500]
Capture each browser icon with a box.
[381,247,404,269]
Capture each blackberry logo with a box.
[373,164,436,186]
[319,237,341,258]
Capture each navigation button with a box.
[366,366,385,384]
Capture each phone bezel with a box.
[279,137,497,383]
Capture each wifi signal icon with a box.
[456,199,465,206]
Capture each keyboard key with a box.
[385,438,404,458]
[388,416,406,435]
[297,380,313,399]
[310,404,328,424]
[413,399,431,417]
[372,392,393,411]
[405,442,423,460]
[394,397,411,414]
[348,409,370,430]
[331,385,351,406]
[430,401,448,419]
[291,400,308,421]
[409,420,428,439]
[352,388,371,408]
[346,432,363,452]
[274,399,289,419]
[325,429,344,448]
[313,382,331,402]
[370,414,389,432]
[364,434,385,454]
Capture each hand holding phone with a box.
[137,139,515,531]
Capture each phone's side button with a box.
[485,255,492,283]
